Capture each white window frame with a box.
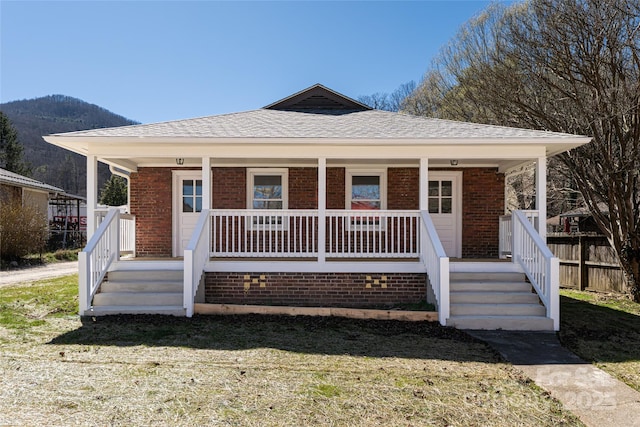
[247,168,289,230]
[345,169,387,229]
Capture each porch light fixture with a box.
[450,160,459,166]
[176,158,184,165]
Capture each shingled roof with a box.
[48,84,583,141]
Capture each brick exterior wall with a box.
[327,167,345,209]
[130,167,174,257]
[129,165,504,258]
[461,168,505,258]
[212,167,245,209]
[289,167,317,209]
[388,168,419,209]
[205,272,427,307]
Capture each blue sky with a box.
[1,1,499,124]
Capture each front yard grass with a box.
[0,276,582,426]
[559,289,640,392]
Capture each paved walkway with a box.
[469,331,640,427]
[0,261,78,288]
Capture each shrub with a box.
[0,197,48,260]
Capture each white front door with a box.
[173,171,203,257]
[428,171,462,258]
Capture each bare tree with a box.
[407,0,640,300]
[358,81,417,112]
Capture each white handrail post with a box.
[549,257,560,330]
[183,209,211,318]
[439,256,450,326]
[511,211,519,265]
[184,249,194,317]
[110,209,120,261]
[131,215,136,257]
[78,251,89,315]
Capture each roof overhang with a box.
[43,134,591,175]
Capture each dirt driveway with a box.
[0,261,77,287]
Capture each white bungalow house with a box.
[44,84,591,330]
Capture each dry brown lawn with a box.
[0,276,582,426]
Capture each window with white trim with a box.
[346,170,386,210]
[247,168,288,226]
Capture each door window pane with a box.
[441,181,452,197]
[183,197,194,213]
[429,198,439,213]
[428,181,439,197]
[182,179,202,213]
[441,198,452,214]
[183,181,194,196]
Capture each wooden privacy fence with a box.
[547,233,625,293]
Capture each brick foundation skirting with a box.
[204,272,427,307]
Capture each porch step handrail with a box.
[184,209,211,317]
[420,210,449,326]
[78,207,120,315]
[499,210,539,259]
[512,210,560,330]
[96,209,136,256]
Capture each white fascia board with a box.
[87,142,549,160]
[50,135,592,146]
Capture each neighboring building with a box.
[44,84,591,330]
[0,167,62,215]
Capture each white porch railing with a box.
[119,213,136,256]
[420,210,449,326]
[211,209,318,257]
[96,209,136,257]
[78,208,120,315]
[326,210,420,258]
[499,210,539,259]
[184,209,210,317]
[511,210,560,330]
[210,209,421,258]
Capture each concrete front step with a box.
[108,269,183,282]
[91,266,186,316]
[447,315,554,331]
[88,305,186,316]
[450,271,526,282]
[100,280,183,293]
[450,281,532,293]
[450,291,540,304]
[93,291,183,307]
[450,302,546,316]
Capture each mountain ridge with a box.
[0,95,139,196]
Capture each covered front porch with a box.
[81,152,558,330]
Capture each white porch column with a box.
[202,156,212,209]
[419,158,429,211]
[317,158,327,264]
[536,156,547,241]
[86,154,98,240]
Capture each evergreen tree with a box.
[99,174,128,206]
[0,111,30,176]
